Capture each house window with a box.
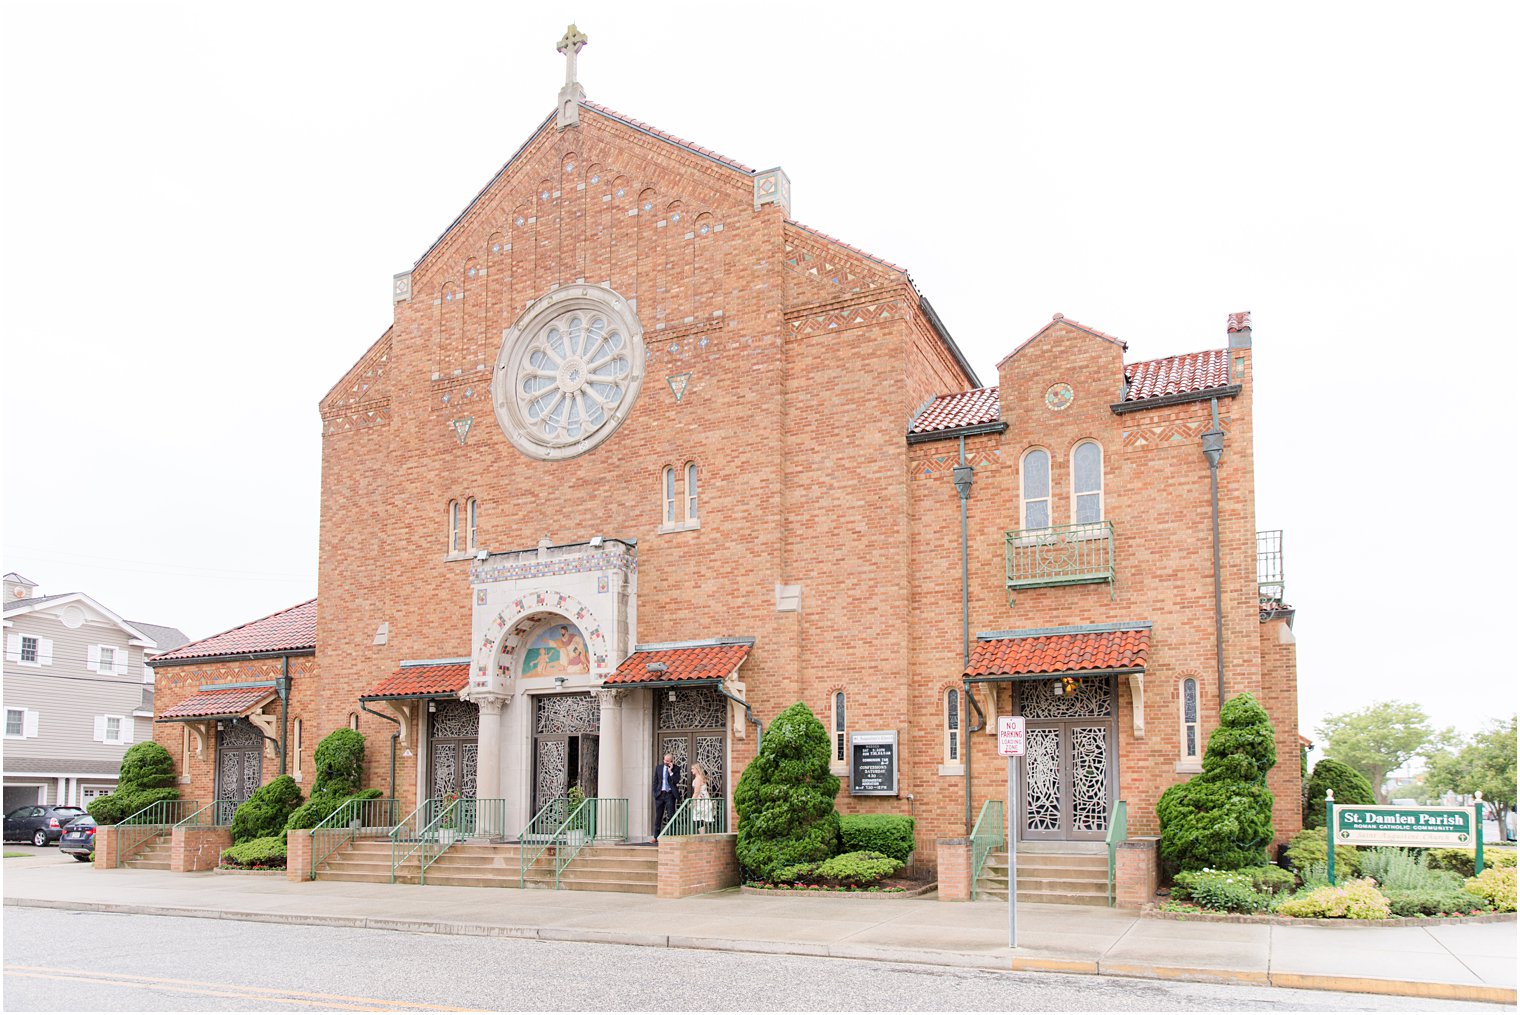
[662,466,676,526]
[448,500,460,554]
[95,714,128,745]
[466,498,478,551]
[5,709,23,738]
[833,691,846,762]
[20,637,37,663]
[143,665,153,684]
[685,462,699,524]
[105,716,122,742]
[98,646,116,672]
[1181,678,1200,761]
[1072,441,1103,524]
[945,689,960,762]
[293,718,303,778]
[1021,449,1050,530]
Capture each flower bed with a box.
[742,876,934,898]
[1149,901,1515,927]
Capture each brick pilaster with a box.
[936,837,971,901]
[285,829,313,882]
[92,825,118,869]
[1115,835,1159,908]
[170,826,232,872]
[656,833,739,898]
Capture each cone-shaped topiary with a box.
[312,728,365,797]
[1302,758,1376,828]
[1157,692,1277,872]
[734,702,840,881]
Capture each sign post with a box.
[1326,788,1484,885]
[997,716,1026,948]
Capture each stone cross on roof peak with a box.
[556,24,589,130]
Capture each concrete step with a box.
[983,862,1107,882]
[977,887,1110,906]
[124,859,172,870]
[990,851,1108,870]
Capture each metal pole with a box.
[1325,788,1336,886]
[1008,754,1018,948]
[1475,791,1485,876]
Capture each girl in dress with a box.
[690,763,715,831]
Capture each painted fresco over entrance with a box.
[521,622,590,678]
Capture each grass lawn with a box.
[4,852,31,858]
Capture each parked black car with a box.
[3,804,87,846]
[57,814,97,861]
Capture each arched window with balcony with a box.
[1020,448,1051,530]
[1072,441,1103,525]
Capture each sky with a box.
[3,2,1517,752]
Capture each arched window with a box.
[685,462,699,523]
[466,498,478,551]
[662,467,676,526]
[1180,678,1200,761]
[348,712,359,731]
[448,500,460,554]
[833,691,846,762]
[944,688,961,763]
[1021,449,1050,530]
[1072,441,1103,524]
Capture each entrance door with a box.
[532,694,601,815]
[654,687,728,802]
[428,699,480,799]
[1016,678,1116,842]
[215,718,264,807]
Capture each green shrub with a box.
[284,787,385,832]
[1382,887,1490,917]
[774,862,819,883]
[1157,693,1277,873]
[88,787,180,826]
[220,835,288,869]
[87,742,180,824]
[1284,828,1360,879]
[312,728,365,797]
[1275,878,1391,919]
[839,814,915,863]
[734,703,841,881]
[1465,867,1517,912]
[813,850,903,886]
[1169,869,1271,913]
[1302,759,1376,829]
[1427,848,1517,879]
[230,775,302,844]
[1360,848,1461,892]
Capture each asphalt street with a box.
[3,907,1510,1012]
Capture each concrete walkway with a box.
[3,853,1515,1004]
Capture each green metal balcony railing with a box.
[1105,799,1128,907]
[310,797,400,880]
[660,796,728,837]
[115,798,201,866]
[175,800,235,831]
[970,799,1004,901]
[1005,521,1115,602]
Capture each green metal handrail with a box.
[970,799,1005,901]
[660,796,728,837]
[1105,799,1128,907]
[554,798,629,883]
[310,797,399,880]
[417,798,508,883]
[518,796,570,887]
[174,800,235,830]
[389,797,444,882]
[1005,520,1115,599]
[114,798,200,867]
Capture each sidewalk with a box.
[3,854,1515,1004]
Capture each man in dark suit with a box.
[652,753,681,840]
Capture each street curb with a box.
[10,897,1513,1002]
[1009,956,1517,1004]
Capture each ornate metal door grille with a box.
[429,699,479,799]
[654,687,727,802]
[215,719,263,807]
[533,694,600,814]
[1016,678,1116,842]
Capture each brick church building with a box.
[151,27,1300,887]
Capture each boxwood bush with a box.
[813,850,902,887]
[230,775,302,844]
[1382,887,1489,917]
[839,814,915,864]
[220,835,287,869]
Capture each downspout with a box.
[1201,398,1226,713]
[952,438,980,835]
[715,680,763,748]
[277,656,290,775]
[359,700,400,802]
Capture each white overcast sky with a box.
[3,2,1517,750]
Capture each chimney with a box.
[1227,311,1252,349]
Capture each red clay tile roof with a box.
[582,102,755,174]
[965,627,1149,677]
[605,641,752,686]
[364,663,469,699]
[1123,349,1232,402]
[157,686,276,721]
[153,599,317,664]
[909,387,1001,435]
[1227,311,1252,333]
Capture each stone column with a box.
[596,689,625,803]
[475,696,507,837]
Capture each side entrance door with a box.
[1016,678,1117,843]
[215,718,264,807]
[653,687,729,806]
[428,699,480,799]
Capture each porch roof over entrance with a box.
[604,638,754,685]
[156,686,277,721]
[965,622,1150,678]
[361,660,469,700]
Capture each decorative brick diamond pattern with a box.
[965,628,1149,677]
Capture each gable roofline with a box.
[582,102,756,175]
[3,572,37,587]
[996,314,1128,370]
[1,592,159,646]
[320,324,392,410]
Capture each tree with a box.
[1157,692,1277,873]
[734,702,840,881]
[1425,716,1517,841]
[284,728,368,830]
[1302,758,1375,828]
[1317,701,1435,804]
[86,741,180,825]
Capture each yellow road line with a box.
[4,965,486,1012]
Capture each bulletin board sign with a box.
[849,730,898,796]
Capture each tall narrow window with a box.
[5,709,23,738]
[448,500,460,554]
[945,689,961,762]
[685,462,699,523]
[833,691,846,762]
[293,718,303,777]
[1181,678,1200,760]
[466,498,478,551]
[20,637,37,663]
[349,712,360,731]
[662,466,676,526]
[1072,441,1103,524]
[1021,449,1051,530]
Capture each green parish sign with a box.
[1333,805,1474,847]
